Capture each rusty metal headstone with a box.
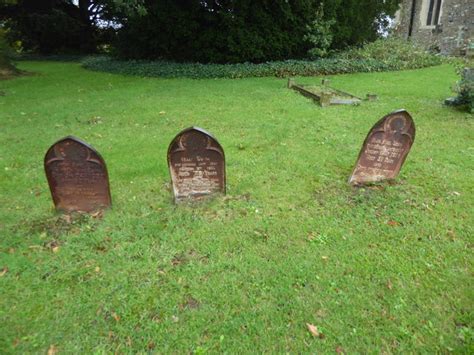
[349,110,415,185]
[167,127,225,202]
[44,136,112,212]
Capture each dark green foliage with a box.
[1,0,96,54]
[82,42,442,79]
[8,9,88,54]
[2,0,401,61]
[115,0,401,63]
[303,4,335,59]
[1,0,157,55]
[322,0,400,49]
[116,0,321,63]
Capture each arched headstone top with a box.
[44,136,107,165]
[44,136,111,212]
[349,110,415,185]
[370,110,415,139]
[167,127,226,202]
[167,127,225,161]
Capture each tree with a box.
[0,29,20,77]
[116,0,323,63]
[0,0,20,76]
[304,4,335,58]
[0,0,146,54]
[0,0,401,61]
[0,0,92,54]
[114,0,401,63]
[322,0,400,48]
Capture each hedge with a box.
[82,55,442,79]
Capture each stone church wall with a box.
[394,0,472,55]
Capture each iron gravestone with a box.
[44,136,112,212]
[168,127,225,202]
[349,110,415,185]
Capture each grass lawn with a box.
[0,62,472,353]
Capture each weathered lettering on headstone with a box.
[349,110,415,185]
[44,136,112,212]
[167,127,225,202]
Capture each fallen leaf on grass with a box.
[306,323,324,338]
[171,254,186,266]
[0,267,8,277]
[112,312,120,322]
[47,240,60,253]
[47,344,57,355]
[91,210,104,219]
[387,279,393,290]
[335,346,345,353]
[180,296,200,310]
[387,220,399,227]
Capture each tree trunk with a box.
[78,0,96,53]
[0,31,19,78]
[78,0,92,25]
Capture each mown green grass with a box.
[0,62,473,353]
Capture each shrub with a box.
[83,39,442,79]
[113,1,401,63]
[450,68,474,113]
[115,1,318,63]
[82,55,438,80]
[0,29,20,78]
[82,38,443,79]
[336,38,443,70]
[6,9,95,54]
[303,5,335,59]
